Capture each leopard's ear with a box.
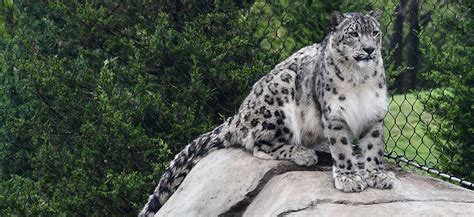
[330,11,345,31]
[369,10,381,21]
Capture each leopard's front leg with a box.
[323,117,367,192]
[358,120,394,189]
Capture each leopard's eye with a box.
[372,31,380,36]
[349,32,359,37]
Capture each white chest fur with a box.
[328,80,387,137]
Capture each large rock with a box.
[156,149,474,217]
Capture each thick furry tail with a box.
[139,123,231,216]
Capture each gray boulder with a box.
[156,149,474,217]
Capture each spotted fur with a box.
[139,10,394,216]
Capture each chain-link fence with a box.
[234,0,473,188]
[376,0,472,189]
[0,0,472,215]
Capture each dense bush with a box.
[0,1,268,215]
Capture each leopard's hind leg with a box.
[253,144,318,166]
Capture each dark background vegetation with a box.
[0,0,472,215]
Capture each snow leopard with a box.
[139,10,394,216]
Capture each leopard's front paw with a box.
[334,173,367,192]
[365,171,395,189]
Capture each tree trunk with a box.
[391,0,406,70]
[402,0,420,92]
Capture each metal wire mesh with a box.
[245,0,473,188]
[234,0,473,188]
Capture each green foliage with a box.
[421,2,473,182]
[0,0,15,41]
[0,1,266,215]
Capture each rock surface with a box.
[156,149,474,217]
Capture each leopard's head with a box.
[329,11,382,68]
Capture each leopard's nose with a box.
[363,47,375,55]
